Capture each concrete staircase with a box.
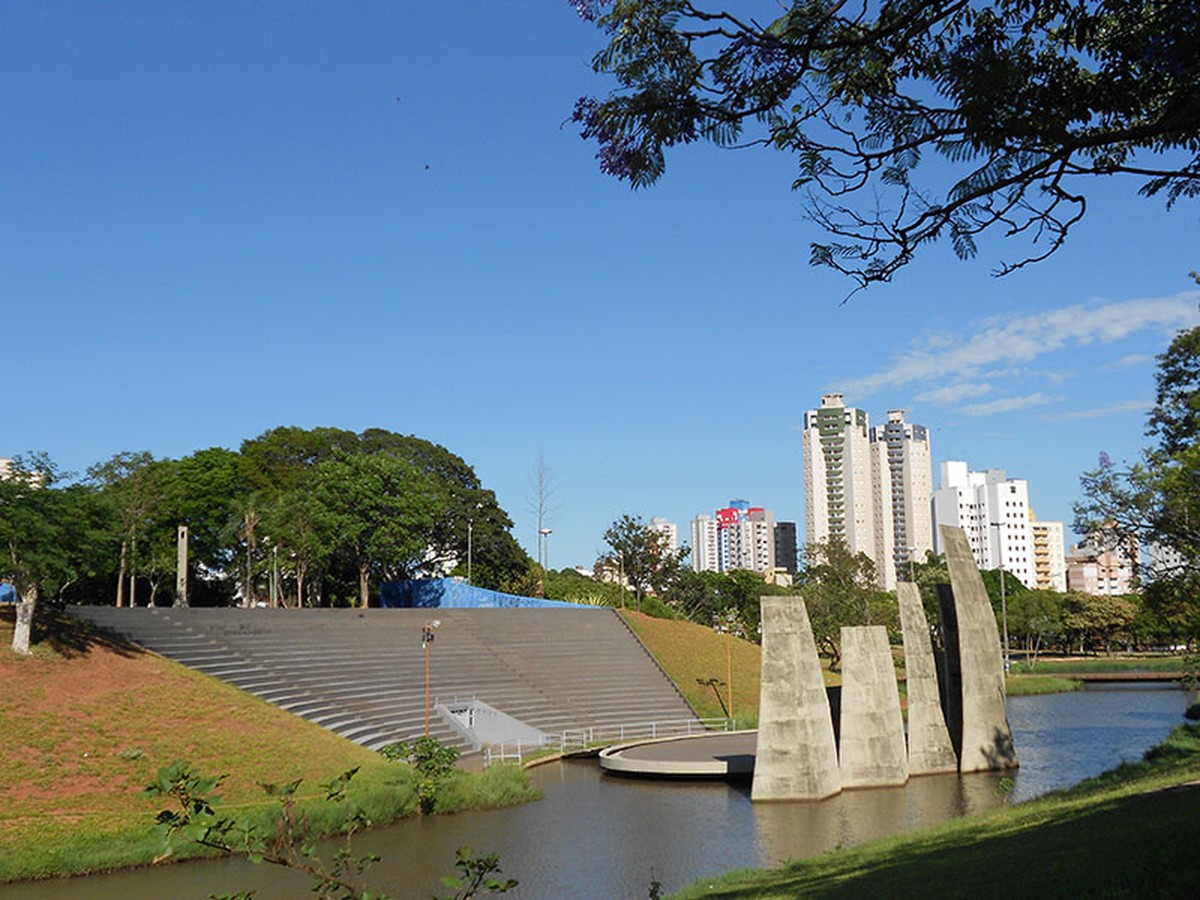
[66,606,702,752]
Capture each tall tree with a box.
[308,454,438,607]
[571,0,1200,289]
[1,455,91,653]
[798,538,885,669]
[601,514,686,612]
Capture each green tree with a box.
[1062,591,1139,655]
[309,454,438,608]
[797,538,885,669]
[600,514,687,612]
[571,0,1200,289]
[1075,326,1200,647]
[2,456,107,653]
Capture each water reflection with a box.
[0,686,1187,900]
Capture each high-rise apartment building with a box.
[932,463,1040,589]
[1030,514,1067,592]
[648,517,679,554]
[774,521,798,575]
[803,393,877,560]
[871,409,934,588]
[690,501,777,574]
[802,396,933,588]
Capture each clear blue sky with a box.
[5,2,1198,570]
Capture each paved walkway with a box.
[599,730,757,778]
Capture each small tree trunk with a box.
[358,564,370,608]
[116,539,128,607]
[12,586,37,655]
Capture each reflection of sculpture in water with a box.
[751,526,1017,803]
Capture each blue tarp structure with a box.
[379,578,585,610]
[0,582,14,604]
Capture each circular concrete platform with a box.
[598,730,757,778]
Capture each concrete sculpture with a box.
[838,625,908,787]
[751,596,841,801]
[941,525,1018,772]
[752,526,1016,802]
[897,582,958,775]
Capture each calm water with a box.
[2,685,1189,900]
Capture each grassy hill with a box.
[0,607,534,882]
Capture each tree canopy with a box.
[2,427,533,619]
[1075,325,1200,647]
[571,0,1200,289]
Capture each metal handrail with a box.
[483,716,730,767]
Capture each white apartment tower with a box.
[803,394,878,564]
[871,410,934,587]
[803,396,933,588]
[648,517,679,554]
[932,463,1037,589]
[689,503,777,574]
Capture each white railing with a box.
[483,717,731,767]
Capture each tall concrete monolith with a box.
[897,583,958,775]
[941,525,1018,772]
[838,625,909,787]
[752,596,841,801]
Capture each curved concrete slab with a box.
[599,731,756,777]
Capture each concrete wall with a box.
[897,583,958,775]
[752,596,841,801]
[838,625,908,787]
[942,525,1018,771]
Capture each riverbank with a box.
[671,721,1200,898]
[0,608,537,883]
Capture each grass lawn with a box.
[0,607,536,882]
[620,610,771,727]
[672,723,1200,898]
[1010,655,1185,675]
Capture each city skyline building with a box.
[1030,514,1068,592]
[803,393,879,568]
[690,500,777,575]
[932,462,1041,590]
[871,409,934,589]
[802,395,933,589]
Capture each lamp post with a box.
[422,619,441,736]
[990,522,1011,673]
[714,613,734,725]
[467,518,473,585]
[537,527,552,595]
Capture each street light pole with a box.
[467,518,473,585]
[422,619,441,736]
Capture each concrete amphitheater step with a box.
[66,605,703,754]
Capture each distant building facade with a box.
[648,517,679,554]
[1030,515,1067,592]
[932,462,1067,591]
[690,500,777,574]
[774,521,798,575]
[802,395,933,589]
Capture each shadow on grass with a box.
[731,784,1200,899]
[0,605,145,659]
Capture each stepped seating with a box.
[67,606,702,752]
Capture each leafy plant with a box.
[438,846,517,899]
[378,736,460,814]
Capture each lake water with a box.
[1,684,1190,900]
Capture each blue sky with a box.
[5,2,1198,571]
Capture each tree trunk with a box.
[295,564,307,609]
[11,585,37,655]
[116,539,128,608]
[358,564,370,608]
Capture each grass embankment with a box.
[620,611,769,728]
[1011,655,1185,675]
[673,722,1200,898]
[0,608,537,883]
